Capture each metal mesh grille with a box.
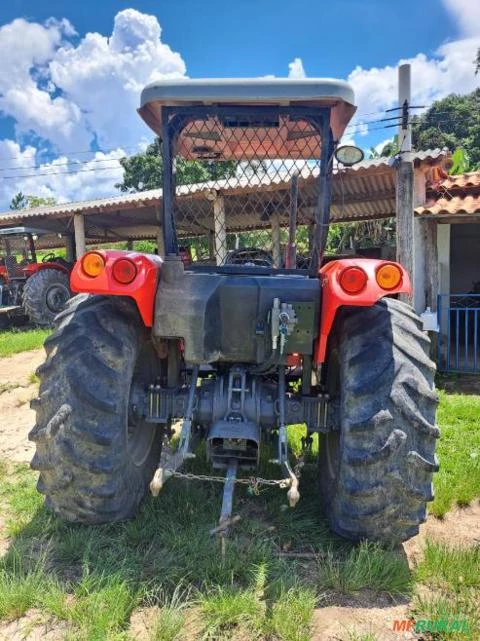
[169,109,325,269]
[0,235,34,278]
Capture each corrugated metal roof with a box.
[0,148,448,247]
[0,149,447,223]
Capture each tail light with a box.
[339,266,367,294]
[81,252,105,278]
[112,258,137,284]
[376,263,402,290]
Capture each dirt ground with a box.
[0,348,44,464]
[0,349,479,641]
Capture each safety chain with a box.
[165,460,304,495]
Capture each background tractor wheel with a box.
[23,268,71,326]
[319,298,439,545]
[29,294,168,524]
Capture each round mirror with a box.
[335,145,364,166]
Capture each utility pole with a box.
[395,63,414,305]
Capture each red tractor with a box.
[0,227,71,326]
[30,79,438,544]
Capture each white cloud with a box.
[288,57,306,79]
[0,139,125,207]
[347,0,479,138]
[49,9,186,151]
[442,0,480,37]
[0,9,186,157]
[0,1,478,208]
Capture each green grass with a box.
[0,455,413,640]
[315,541,412,595]
[433,390,480,517]
[0,328,50,357]
[0,388,478,638]
[416,541,480,592]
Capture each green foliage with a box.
[411,89,480,169]
[115,138,237,192]
[369,134,399,159]
[9,192,56,210]
[449,148,471,175]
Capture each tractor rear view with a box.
[0,227,71,326]
[30,79,438,544]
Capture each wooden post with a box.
[424,220,439,311]
[213,194,227,265]
[207,230,215,261]
[395,63,414,305]
[271,213,281,268]
[127,239,133,250]
[73,213,86,257]
[65,234,75,262]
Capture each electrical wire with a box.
[0,107,476,180]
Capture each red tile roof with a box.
[416,194,480,217]
[416,170,480,217]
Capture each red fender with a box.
[314,258,412,365]
[22,262,70,276]
[70,250,162,327]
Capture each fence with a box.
[437,293,480,373]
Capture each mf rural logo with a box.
[393,618,469,633]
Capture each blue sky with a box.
[0,0,478,207]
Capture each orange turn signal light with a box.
[339,266,367,294]
[376,263,402,290]
[112,258,137,284]
[81,252,105,278]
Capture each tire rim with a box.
[45,283,70,313]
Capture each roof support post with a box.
[208,230,215,261]
[213,194,227,265]
[395,63,414,305]
[271,213,281,268]
[65,234,75,262]
[73,213,86,258]
[413,167,428,313]
[155,205,165,257]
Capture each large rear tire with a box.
[319,298,439,545]
[23,268,71,327]
[29,294,164,524]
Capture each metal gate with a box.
[437,293,480,373]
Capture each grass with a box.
[0,453,413,640]
[416,541,480,592]
[432,390,480,517]
[0,327,50,357]
[0,373,478,638]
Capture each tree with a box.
[411,89,480,169]
[115,138,237,192]
[10,192,56,210]
[369,134,400,159]
[475,46,480,75]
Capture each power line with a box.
[0,165,123,180]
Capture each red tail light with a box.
[112,258,137,284]
[339,266,367,294]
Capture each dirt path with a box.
[0,348,44,464]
